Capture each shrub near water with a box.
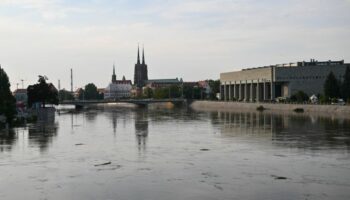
[256,105,265,111]
[293,108,304,113]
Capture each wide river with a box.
[1,104,350,200]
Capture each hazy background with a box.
[1,0,350,91]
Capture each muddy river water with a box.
[1,104,350,200]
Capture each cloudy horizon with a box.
[1,0,350,91]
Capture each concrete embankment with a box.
[190,100,350,117]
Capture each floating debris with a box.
[94,162,112,167]
[200,148,210,151]
[75,143,85,146]
[293,108,304,113]
[271,175,288,180]
[256,105,266,111]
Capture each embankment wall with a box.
[190,101,350,116]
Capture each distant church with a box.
[134,45,148,88]
[104,64,132,99]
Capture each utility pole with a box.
[20,79,24,89]
[58,79,61,91]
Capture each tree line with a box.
[323,66,350,102]
[289,66,350,103]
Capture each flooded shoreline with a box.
[1,105,350,200]
[190,100,350,119]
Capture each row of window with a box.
[276,75,343,80]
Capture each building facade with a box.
[220,60,349,102]
[104,65,132,99]
[134,46,148,88]
[144,78,182,89]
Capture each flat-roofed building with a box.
[220,59,349,102]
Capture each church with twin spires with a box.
[104,46,149,99]
[134,45,148,88]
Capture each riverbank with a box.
[190,100,350,117]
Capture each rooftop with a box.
[242,59,345,71]
[146,78,182,84]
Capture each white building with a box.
[104,65,132,99]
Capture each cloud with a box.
[0,0,91,20]
[0,0,350,90]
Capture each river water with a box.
[0,104,350,200]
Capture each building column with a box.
[228,82,232,101]
[223,82,227,101]
[233,81,236,100]
[239,81,242,101]
[263,80,267,101]
[256,79,260,102]
[250,80,254,102]
[220,84,224,100]
[244,80,248,102]
[270,81,275,101]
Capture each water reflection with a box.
[135,108,149,153]
[214,111,350,151]
[0,129,17,152]
[0,116,58,153]
[28,120,58,153]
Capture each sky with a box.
[1,0,350,91]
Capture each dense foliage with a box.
[27,76,59,108]
[324,71,341,100]
[0,66,16,124]
[341,66,350,101]
[290,91,309,103]
[58,89,74,102]
[208,79,220,99]
[153,85,181,99]
[77,83,103,100]
[182,85,203,99]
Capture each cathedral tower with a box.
[112,63,117,83]
[134,45,148,88]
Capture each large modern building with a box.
[134,46,148,88]
[104,65,132,99]
[220,59,349,102]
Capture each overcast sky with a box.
[1,0,350,91]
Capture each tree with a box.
[0,66,16,124]
[143,87,153,98]
[83,83,100,100]
[76,88,84,100]
[208,79,220,99]
[290,90,309,103]
[324,71,341,100]
[58,89,74,102]
[153,88,168,99]
[27,76,59,108]
[341,66,350,101]
[169,85,181,98]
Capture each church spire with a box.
[142,45,145,65]
[112,62,117,83]
[137,44,140,64]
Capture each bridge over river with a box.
[60,98,187,108]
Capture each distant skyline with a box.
[1,0,350,91]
